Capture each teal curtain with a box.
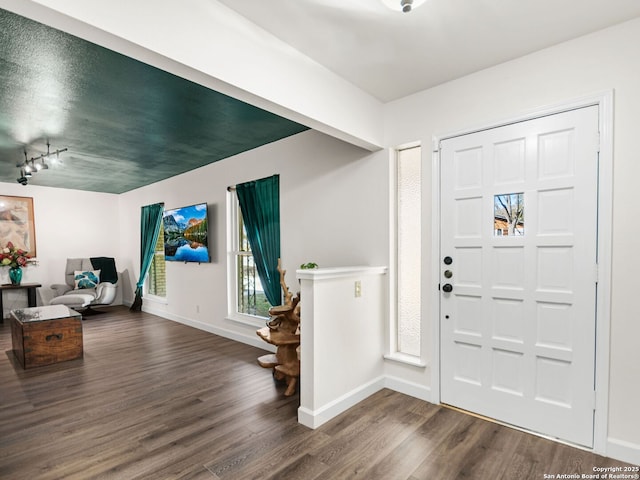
[236,175,281,307]
[130,202,164,311]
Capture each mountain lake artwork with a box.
[163,203,210,263]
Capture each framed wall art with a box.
[0,195,36,257]
[163,202,210,263]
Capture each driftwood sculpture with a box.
[256,259,301,396]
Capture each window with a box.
[147,221,166,297]
[494,192,525,236]
[390,145,422,361]
[228,194,270,320]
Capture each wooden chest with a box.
[10,306,83,369]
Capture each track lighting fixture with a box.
[16,141,67,185]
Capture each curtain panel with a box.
[235,174,281,307]
[131,202,164,311]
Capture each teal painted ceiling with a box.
[0,9,309,194]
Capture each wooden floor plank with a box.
[0,306,634,479]
[360,406,471,480]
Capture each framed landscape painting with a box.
[0,195,37,257]
[162,202,210,263]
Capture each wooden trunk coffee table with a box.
[10,305,83,369]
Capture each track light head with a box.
[17,170,28,185]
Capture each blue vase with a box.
[9,266,22,285]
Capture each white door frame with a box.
[430,91,613,455]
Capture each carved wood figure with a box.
[256,259,300,396]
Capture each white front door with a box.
[439,106,599,447]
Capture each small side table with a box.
[0,283,42,322]
[10,305,83,369]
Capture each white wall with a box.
[383,17,640,463]
[298,266,387,429]
[118,129,388,348]
[0,182,120,315]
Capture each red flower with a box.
[0,242,32,268]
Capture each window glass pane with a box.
[238,210,251,252]
[397,146,421,357]
[236,251,270,317]
[494,193,525,236]
[233,204,270,318]
[148,222,166,297]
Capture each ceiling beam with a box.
[0,0,384,152]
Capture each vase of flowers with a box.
[1,242,31,285]
[8,266,22,285]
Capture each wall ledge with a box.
[297,265,387,281]
[384,352,428,368]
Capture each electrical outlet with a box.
[355,280,362,297]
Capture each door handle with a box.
[442,283,453,293]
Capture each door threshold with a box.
[440,403,594,453]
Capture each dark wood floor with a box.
[0,306,633,479]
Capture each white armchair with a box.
[50,258,119,313]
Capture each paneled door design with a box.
[439,106,599,447]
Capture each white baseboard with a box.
[607,437,640,466]
[297,375,433,429]
[298,376,386,429]
[141,306,274,352]
[384,375,432,403]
